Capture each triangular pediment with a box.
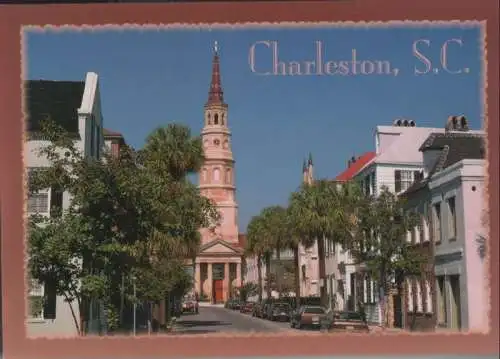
[200,239,242,255]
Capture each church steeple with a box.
[206,41,224,106]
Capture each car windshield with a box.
[336,311,364,321]
[303,306,325,314]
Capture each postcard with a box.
[0,1,498,358]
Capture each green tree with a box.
[348,187,422,327]
[259,206,290,298]
[245,215,271,301]
[288,180,355,306]
[27,119,218,335]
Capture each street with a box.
[173,306,292,334]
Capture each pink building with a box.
[402,116,487,332]
[193,43,243,304]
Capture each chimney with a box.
[393,118,417,127]
[445,115,469,132]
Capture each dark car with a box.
[330,311,370,333]
[268,302,291,321]
[261,301,272,319]
[251,302,264,318]
[240,302,255,314]
[290,305,329,330]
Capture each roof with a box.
[403,132,485,196]
[335,152,376,181]
[374,126,445,165]
[103,128,123,138]
[25,80,85,139]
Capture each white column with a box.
[195,263,201,296]
[224,263,230,301]
[207,263,213,303]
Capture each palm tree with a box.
[259,206,290,298]
[246,214,267,301]
[139,123,204,181]
[135,123,217,323]
[287,180,362,307]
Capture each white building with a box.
[345,118,483,325]
[25,72,105,337]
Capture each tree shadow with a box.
[176,320,231,327]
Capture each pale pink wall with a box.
[462,178,488,332]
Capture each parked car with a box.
[261,302,272,319]
[268,302,291,322]
[182,295,199,314]
[240,302,255,314]
[252,302,264,318]
[330,311,370,333]
[290,305,329,330]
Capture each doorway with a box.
[213,280,224,303]
[449,275,462,330]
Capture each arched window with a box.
[213,168,220,182]
[207,113,212,126]
[225,168,232,184]
[221,114,225,126]
[214,113,219,125]
[202,168,208,182]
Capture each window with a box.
[28,192,49,214]
[394,170,413,193]
[407,279,414,311]
[225,168,232,184]
[425,279,433,313]
[370,171,376,196]
[422,215,430,242]
[433,203,442,243]
[50,186,63,218]
[364,175,370,195]
[413,170,423,182]
[436,276,447,325]
[213,139,220,146]
[447,197,457,239]
[214,113,219,125]
[213,168,220,182]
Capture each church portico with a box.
[194,240,242,303]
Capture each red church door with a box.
[213,280,224,303]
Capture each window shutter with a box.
[50,186,63,218]
[43,280,57,320]
[394,170,402,192]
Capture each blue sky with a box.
[25,25,483,230]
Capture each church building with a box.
[193,43,243,304]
